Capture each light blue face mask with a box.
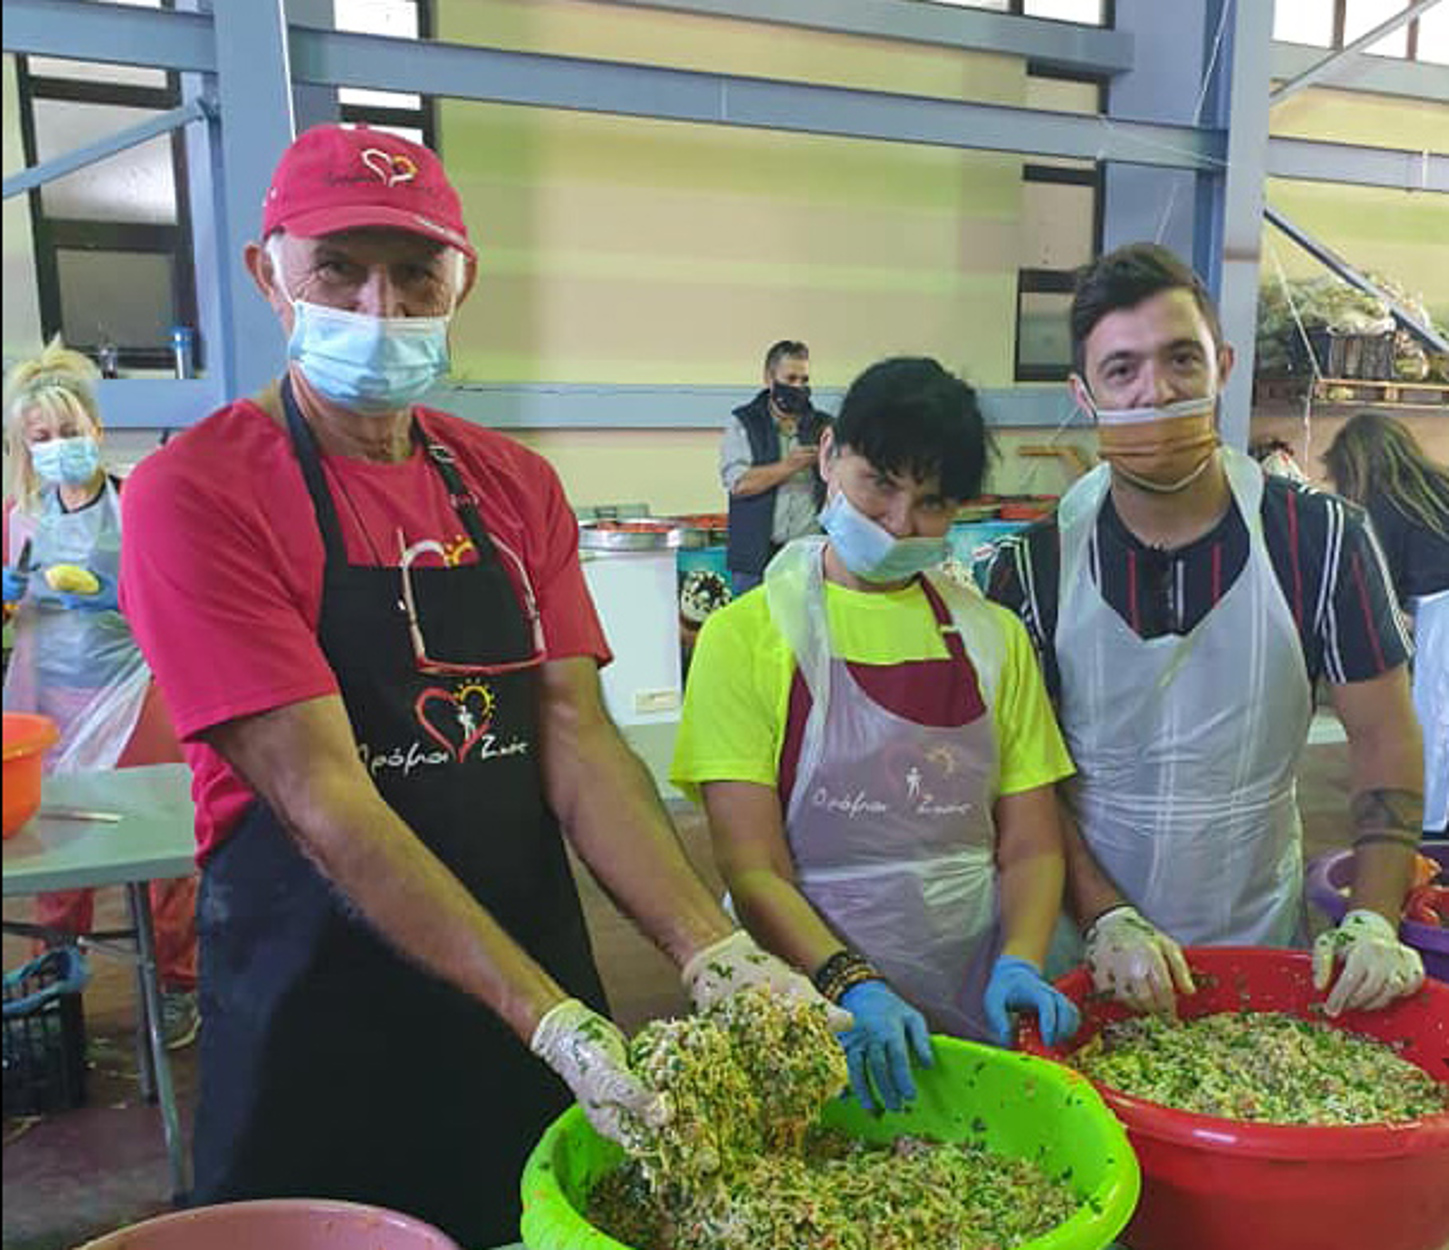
[31,435,101,487]
[272,239,455,415]
[819,489,949,584]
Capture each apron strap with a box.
[281,378,499,566]
[916,575,971,666]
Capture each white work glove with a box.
[530,998,671,1146]
[1312,908,1425,1016]
[681,930,854,1032]
[1084,905,1197,1015]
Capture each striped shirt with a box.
[984,475,1411,702]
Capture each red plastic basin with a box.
[1306,842,1449,983]
[1021,947,1449,1250]
[74,1199,461,1250]
[2,712,59,838]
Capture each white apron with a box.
[1411,588,1449,831]
[1053,447,1313,949]
[767,538,1007,1041]
[3,481,151,773]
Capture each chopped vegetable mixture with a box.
[1073,1011,1448,1125]
[590,986,1080,1250]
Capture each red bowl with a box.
[3,712,59,838]
[1021,947,1449,1250]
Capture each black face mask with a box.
[771,381,811,415]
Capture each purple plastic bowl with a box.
[1306,840,1449,984]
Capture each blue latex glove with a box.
[54,571,120,613]
[983,955,1081,1048]
[838,979,933,1113]
[2,566,28,604]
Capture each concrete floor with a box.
[2,732,1358,1250]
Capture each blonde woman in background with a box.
[3,337,199,1047]
[1325,412,1449,837]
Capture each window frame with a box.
[14,52,200,373]
[1013,160,1103,383]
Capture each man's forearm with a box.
[549,720,734,966]
[731,460,798,498]
[273,772,565,1040]
[1058,801,1126,929]
[1347,787,1422,922]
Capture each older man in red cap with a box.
[119,125,846,1245]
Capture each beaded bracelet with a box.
[812,949,882,1004]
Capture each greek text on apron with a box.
[192,382,605,1248]
[1054,447,1313,951]
[767,538,1006,1041]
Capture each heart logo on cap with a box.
[360,148,418,187]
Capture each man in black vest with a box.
[721,339,831,596]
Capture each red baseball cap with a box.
[260,124,475,260]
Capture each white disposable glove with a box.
[681,930,854,1032]
[1312,908,1425,1016]
[530,998,671,1145]
[1084,905,1196,1015]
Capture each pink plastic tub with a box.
[1306,840,1449,982]
[74,1199,461,1250]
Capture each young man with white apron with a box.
[985,243,1425,1019]
[675,358,1080,1114]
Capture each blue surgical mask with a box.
[819,490,948,584]
[271,237,455,415]
[287,301,451,415]
[31,435,101,487]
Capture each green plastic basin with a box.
[519,1034,1140,1250]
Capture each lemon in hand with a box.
[44,564,101,595]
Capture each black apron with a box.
[193,381,606,1247]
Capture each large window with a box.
[1273,0,1448,64]
[15,26,199,372]
[1013,70,1103,382]
[922,0,1110,23]
[335,0,434,145]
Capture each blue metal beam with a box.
[1267,136,1449,193]
[288,25,1221,169]
[3,99,213,200]
[1265,205,1449,354]
[1271,0,1443,104]
[2,0,216,71]
[91,380,1078,430]
[207,0,296,398]
[1207,0,1275,450]
[1271,41,1449,103]
[588,0,1134,76]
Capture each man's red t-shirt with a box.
[120,399,610,862]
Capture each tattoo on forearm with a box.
[1350,788,1424,849]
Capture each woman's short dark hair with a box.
[1070,243,1222,375]
[832,357,990,502]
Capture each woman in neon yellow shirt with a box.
[673,357,1079,1114]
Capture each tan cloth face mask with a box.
[1092,395,1220,493]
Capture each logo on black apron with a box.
[414,680,498,763]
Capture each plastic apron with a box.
[1053,447,1313,951]
[1411,588,1449,831]
[191,381,606,1248]
[767,538,1006,1041]
[2,480,150,773]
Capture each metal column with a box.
[1201,0,1275,449]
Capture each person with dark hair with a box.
[720,339,832,595]
[677,356,1080,1114]
[1324,411,1449,835]
[986,241,1425,1020]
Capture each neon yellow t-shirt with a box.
[671,577,1074,802]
